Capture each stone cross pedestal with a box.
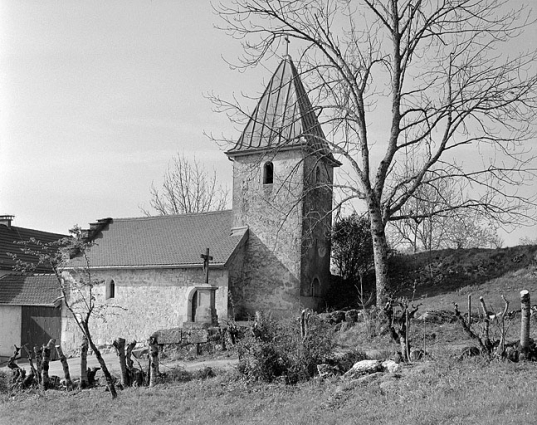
[184,286,219,329]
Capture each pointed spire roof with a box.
[226,56,340,166]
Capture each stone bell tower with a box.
[225,55,341,317]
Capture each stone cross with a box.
[284,35,290,57]
[200,248,213,284]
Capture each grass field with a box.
[2,245,537,424]
[2,358,537,424]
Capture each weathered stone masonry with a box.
[61,267,229,354]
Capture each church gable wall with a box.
[61,267,229,354]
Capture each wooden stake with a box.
[80,335,89,388]
[149,336,159,387]
[467,294,472,326]
[520,290,530,360]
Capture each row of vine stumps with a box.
[4,327,235,397]
[4,289,537,398]
[5,337,153,394]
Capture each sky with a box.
[0,1,535,246]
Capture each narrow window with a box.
[263,162,274,184]
[106,279,115,299]
[311,277,321,297]
[315,166,321,184]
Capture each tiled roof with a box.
[226,56,339,165]
[0,225,67,272]
[0,274,61,306]
[68,210,248,268]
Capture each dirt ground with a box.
[1,351,238,381]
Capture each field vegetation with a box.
[2,245,537,424]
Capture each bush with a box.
[0,370,8,394]
[237,314,335,384]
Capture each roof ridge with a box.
[110,210,233,222]
[6,226,67,237]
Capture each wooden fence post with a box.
[149,336,159,387]
[80,335,89,388]
[520,290,531,360]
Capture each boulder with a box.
[343,359,382,379]
[381,360,401,373]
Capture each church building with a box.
[61,56,340,353]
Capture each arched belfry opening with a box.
[263,161,274,184]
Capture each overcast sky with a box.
[1,1,535,246]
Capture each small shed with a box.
[0,274,62,358]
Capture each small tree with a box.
[142,153,229,216]
[332,213,375,305]
[12,227,118,398]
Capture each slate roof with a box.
[226,56,339,166]
[0,224,67,272]
[0,274,61,306]
[68,210,248,268]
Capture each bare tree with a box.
[12,229,118,398]
[214,0,537,304]
[389,172,503,251]
[142,153,229,215]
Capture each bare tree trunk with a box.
[55,344,73,389]
[34,346,43,385]
[520,290,531,360]
[82,323,117,398]
[22,345,36,375]
[41,339,55,390]
[149,336,159,387]
[126,341,136,368]
[370,208,390,306]
[80,335,89,388]
[113,338,129,388]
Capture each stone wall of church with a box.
[60,267,229,354]
[230,150,305,318]
[300,155,335,310]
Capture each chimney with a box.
[0,215,14,229]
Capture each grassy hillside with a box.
[393,244,537,313]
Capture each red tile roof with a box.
[226,56,339,166]
[69,210,248,268]
[0,274,61,306]
[0,225,67,272]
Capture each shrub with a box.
[0,370,8,394]
[237,314,335,384]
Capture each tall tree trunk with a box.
[82,323,117,398]
[80,335,89,388]
[370,207,390,306]
[55,345,73,389]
